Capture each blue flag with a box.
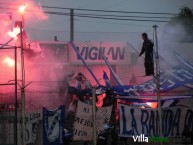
[103,71,112,88]
[43,105,65,145]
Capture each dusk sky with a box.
[0,0,193,41]
[32,0,193,33]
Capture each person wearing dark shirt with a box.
[139,32,154,76]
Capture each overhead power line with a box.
[0,2,177,16]
[70,13,172,19]
[43,11,172,19]
[0,4,172,22]
[44,11,169,22]
[42,6,177,16]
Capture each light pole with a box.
[153,25,162,144]
[20,21,26,145]
[19,5,26,145]
[19,5,26,28]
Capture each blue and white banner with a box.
[43,106,65,145]
[119,104,193,137]
[112,65,193,96]
[26,110,42,144]
[101,47,193,97]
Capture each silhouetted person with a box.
[102,88,114,107]
[75,72,92,102]
[139,33,154,76]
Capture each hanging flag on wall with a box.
[26,110,43,144]
[43,105,65,145]
[73,100,112,140]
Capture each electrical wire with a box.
[0,3,177,17]
[44,11,169,22]
[0,5,171,23]
[66,12,172,19]
[42,6,177,16]
[0,2,178,16]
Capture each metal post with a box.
[70,9,74,41]
[100,42,123,86]
[153,25,162,140]
[92,87,97,145]
[70,42,100,86]
[20,21,26,145]
[0,37,15,49]
[22,14,24,28]
[14,46,18,145]
[0,31,19,145]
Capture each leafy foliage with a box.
[168,6,193,42]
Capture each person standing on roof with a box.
[138,32,154,76]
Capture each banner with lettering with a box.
[26,110,43,144]
[43,106,65,145]
[69,42,130,64]
[73,100,112,140]
[119,104,193,137]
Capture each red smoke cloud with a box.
[0,0,48,45]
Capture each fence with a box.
[1,30,193,145]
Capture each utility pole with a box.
[70,9,74,41]
[18,5,27,145]
[153,25,162,143]
[20,21,26,145]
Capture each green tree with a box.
[166,6,193,42]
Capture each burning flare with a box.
[3,57,14,67]
[8,27,20,38]
[146,102,157,108]
[19,5,26,14]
